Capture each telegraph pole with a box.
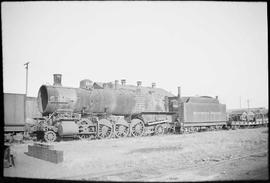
[239,96,242,108]
[247,99,250,122]
[24,62,30,96]
[23,62,30,135]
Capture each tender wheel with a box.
[115,124,129,138]
[154,125,164,135]
[130,119,145,137]
[44,130,57,143]
[98,119,113,139]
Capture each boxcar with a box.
[4,93,41,134]
[4,93,26,132]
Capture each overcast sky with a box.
[1,1,268,109]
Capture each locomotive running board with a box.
[140,112,176,115]
[147,120,170,126]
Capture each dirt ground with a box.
[4,127,269,181]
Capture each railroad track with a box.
[61,150,268,181]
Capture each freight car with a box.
[31,74,228,142]
[227,108,268,128]
[4,93,42,142]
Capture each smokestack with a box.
[53,74,62,86]
[137,81,142,87]
[115,80,119,89]
[177,86,181,98]
[121,79,126,86]
[152,83,156,88]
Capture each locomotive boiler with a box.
[38,81,171,115]
[33,74,227,142]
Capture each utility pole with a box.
[239,96,242,108]
[24,62,30,96]
[247,99,250,122]
[23,62,30,135]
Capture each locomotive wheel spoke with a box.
[98,119,113,139]
[98,125,113,138]
[78,134,86,140]
[131,119,145,137]
[154,125,164,135]
[115,124,129,138]
[44,130,57,143]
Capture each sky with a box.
[1,1,268,109]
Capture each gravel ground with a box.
[4,127,268,181]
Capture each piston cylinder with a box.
[58,121,79,136]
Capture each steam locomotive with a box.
[31,74,228,142]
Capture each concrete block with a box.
[50,154,57,163]
[28,145,33,156]
[30,146,36,157]
[34,143,54,150]
[45,152,50,161]
[44,149,49,161]
[56,151,64,163]
[26,144,63,164]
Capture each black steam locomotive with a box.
[32,74,227,142]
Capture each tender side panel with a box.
[183,103,227,126]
